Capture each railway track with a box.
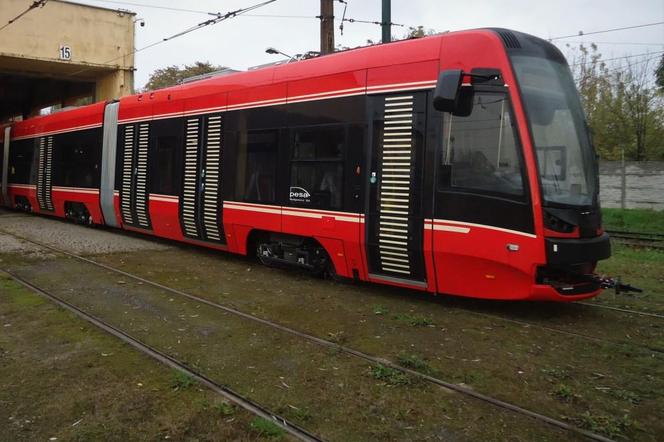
[607,229,664,249]
[1,269,322,442]
[0,226,629,442]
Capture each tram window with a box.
[440,93,524,196]
[8,139,36,184]
[151,119,182,196]
[152,136,179,195]
[288,125,345,209]
[53,129,102,188]
[292,126,344,160]
[235,130,278,203]
[290,163,343,209]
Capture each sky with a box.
[70,0,664,89]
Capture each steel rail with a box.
[578,302,664,319]
[0,227,616,442]
[0,268,323,442]
[455,308,664,354]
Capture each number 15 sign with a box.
[59,45,72,61]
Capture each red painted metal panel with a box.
[148,197,183,241]
[51,187,103,223]
[151,89,186,120]
[227,83,287,110]
[366,60,438,91]
[287,70,366,102]
[12,102,105,139]
[118,93,153,122]
[7,185,37,213]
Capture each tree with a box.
[569,44,664,160]
[144,61,227,91]
[366,25,438,45]
[403,25,437,39]
[656,54,664,93]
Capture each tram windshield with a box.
[511,56,597,207]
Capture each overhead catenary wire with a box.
[67,0,278,78]
[0,0,48,32]
[84,0,408,27]
[568,49,664,67]
[549,21,664,41]
[559,40,664,47]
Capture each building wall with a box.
[0,0,134,101]
[600,161,664,211]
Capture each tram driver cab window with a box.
[439,92,524,197]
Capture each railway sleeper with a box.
[64,202,93,226]
[256,233,330,275]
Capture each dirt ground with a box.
[1,210,662,441]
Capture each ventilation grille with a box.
[134,123,150,229]
[498,30,521,49]
[120,125,135,225]
[202,115,223,242]
[181,118,200,238]
[37,136,54,211]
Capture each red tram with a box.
[0,29,611,301]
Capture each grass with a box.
[602,208,664,233]
[171,371,196,390]
[214,402,236,416]
[392,313,434,327]
[568,411,633,440]
[552,384,578,403]
[249,417,285,439]
[368,364,413,386]
[541,367,571,381]
[373,304,388,315]
[0,275,261,441]
[397,353,433,374]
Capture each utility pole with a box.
[320,0,334,54]
[381,0,391,43]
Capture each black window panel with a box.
[287,95,366,126]
[235,129,278,203]
[292,125,344,160]
[290,162,344,209]
[225,106,287,131]
[150,118,183,195]
[52,128,102,188]
[288,124,347,210]
[8,138,38,184]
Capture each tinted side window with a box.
[52,129,102,188]
[150,118,183,195]
[235,130,278,203]
[288,125,345,210]
[440,93,524,197]
[8,138,37,184]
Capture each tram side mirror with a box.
[433,69,474,116]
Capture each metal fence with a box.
[599,161,664,211]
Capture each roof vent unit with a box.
[498,30,521,49]
[180,68,241,84]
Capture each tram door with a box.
[365,92,427,284]
[119,123,152,230]
[179,113,226,244]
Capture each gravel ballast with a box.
[0,212,171,255]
